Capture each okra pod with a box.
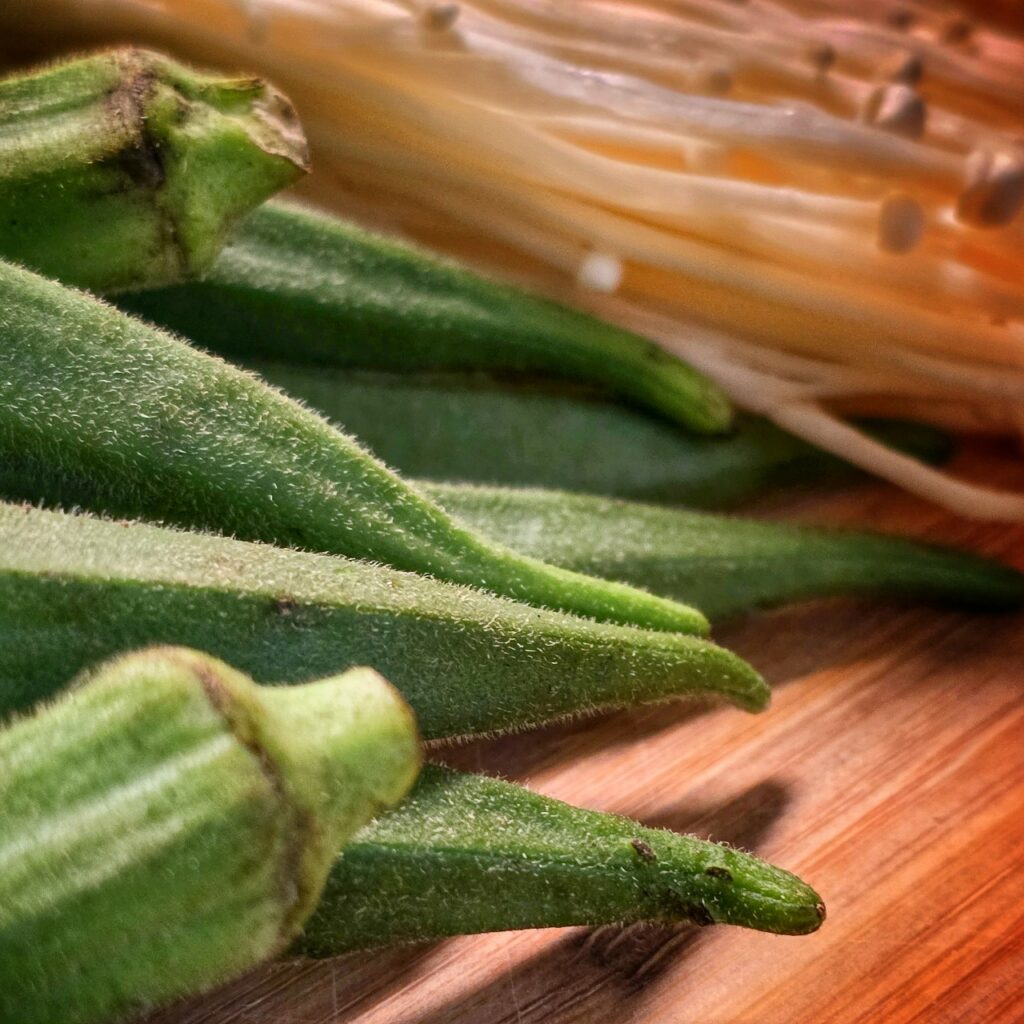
[0,50,308,292]
[116,200,732,434]
[0,647,419,1024]
[0,502,768,736]
[0,260,707,636]
[241,364,951,506]
[299,765,825,955]
[424,484,1024,620]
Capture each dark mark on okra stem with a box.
[678,902,716,927]
[114,199,733,435]
[111,59,166,192]
[0,49,309,292]
[0,501,768,735]
[0,259,707,636]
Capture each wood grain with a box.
[148,441,1024,1024]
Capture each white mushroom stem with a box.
[6,0,1023,517]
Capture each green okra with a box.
[0,647,419,1024]
[115,200,732,434]
[0,502,768,736]
[423,483,1024,620]
[0,259,707,636]
[298,765,825,956]
[240,364,952,507]
[0,49,308,292]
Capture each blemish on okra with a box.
[704,866,732,881]
[686,904,715,927]
[109,84,165,190]
[630,839,656,862]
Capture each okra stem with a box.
[0,259,706,636]
[297,765,825,956]
[0,502,768,736]
[0,648,419,1024]
[0,50,308,292]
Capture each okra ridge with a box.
[139,646,321,949]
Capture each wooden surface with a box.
[149,442,1024,1024]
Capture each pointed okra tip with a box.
[640,833,826,936]
[581,569,712,636]
[725,652,771,713]
[658,350,735,436]
[614,628,770,721]
[680,638,770,713]
[703,847,825,936]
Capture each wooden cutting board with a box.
[148,441,1024,1024]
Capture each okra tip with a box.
[640,832,826,935]
[653,353,736,436]
[524,556,712,636]
[599,324,733,435]
[596,580,712,637]
[733,675,771,714]
[695,845,826,935]
[710,645,771,713]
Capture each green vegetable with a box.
[0,502,768,736]
[116,200,732,434]
[424,483,1024,620]
[0,259,707,636]
[0,49,308,292]
[0,647,419,1024]
[299,765,825,955]
[241,365,952,506]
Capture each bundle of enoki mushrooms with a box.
[4,0,1024,517]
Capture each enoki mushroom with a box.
[5,0,1023,517]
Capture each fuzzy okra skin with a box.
[0,502,768,736]
[116,200,733,434]
[424,484,1024,620]
[0,260,706,636]
[0,647,419,1024]
[298,765,825,956]
[242,364,951,506]
[0,49,308,292]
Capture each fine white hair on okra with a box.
[0,257,711,637]
[0,501,769,737]
[421,481,1024,621]
[298,764,826,956]
[243,363,954,504]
